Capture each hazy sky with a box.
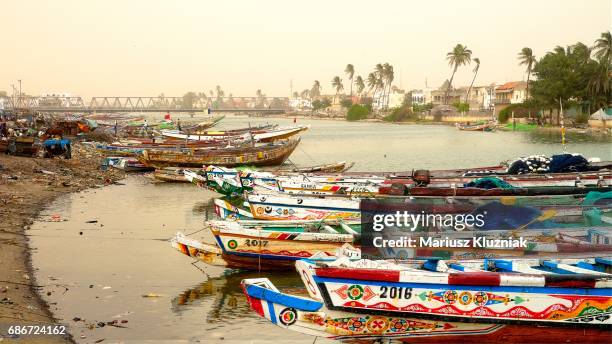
[1,0,610,98]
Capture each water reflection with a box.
[171,271,303,324]
[191,199,217,220]
[527,129,612,144]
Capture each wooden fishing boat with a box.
[401,185,611,197]
[213,198,254,220]
[294,257,612,328]
[160,125,307,142]
[456,121,496,131]
[171,220,360,270]
[276,161,355,173]
[382,172,611,191]
[112,157,154,172]
[241,276,611,343]
[138,138,300,168]
[152,167,195,182]
[200,166,385,197]
[199,165,610,198]
[94,139,234,157]
[244,191,611,222]
[370,226,612,259]
[246,193,362,221]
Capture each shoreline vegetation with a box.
[174,31,610,132]
[0,143,124,343]
[235,112,611,135]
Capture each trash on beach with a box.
[141,293,163,298]
[85,220,98,223]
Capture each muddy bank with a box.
[0,143,124,343]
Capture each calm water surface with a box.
[29,116,611,343]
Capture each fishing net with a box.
[464,177,514,189]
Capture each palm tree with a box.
[465,57,480,104]
[354,76,365,101]
[331,76,344,103]
[588,31,612,108]
[382,63,394,109]
[255,89,265,107]
[366,73,377,96]
[345,64,355,97]
[518,47,537,99]
[292,91,299,98]
[593,31,612,67]
[300,89,309,99]
[445,44,472,104]
[572,42,592,63]
[215,85,224,102]
[310,80,321,99]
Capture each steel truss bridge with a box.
[0,96,289,113]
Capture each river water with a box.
[28,115,611,343]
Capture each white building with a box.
[410,88,435,105]
[289,98,312,110]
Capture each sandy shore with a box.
[0,144,124,343]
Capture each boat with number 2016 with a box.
[241,257,611,343]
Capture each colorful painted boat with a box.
[278,161,355,173]
[241,276,611,343]
[171,219,360,270]
[246,193,362,221]
[138,138,300,168]
[401,185,611,197]
[456,121,497,131]
[153,167,193,182]
[160,125,308,142]
[112,157,154,172]
[198,165,610,198]
[213,198,254,220]
[294,257,612,327]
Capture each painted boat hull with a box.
[139,138,300,168]
[241,278,611,343]
[302,259,612,327]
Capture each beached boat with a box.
[153,167,195,182]
[112,157,154,172]
[138,138,300,168]
[382,172,611,192]
[160,125,308,142]
[241,272,611,343]
[171,220,360,270]
[456,120,497,131]
[213,198,255,220]
[244,191,611,222]
[399,185,611,197]
[277,161,355,173]
[293,257,612,327]
[246,193,362,221]
[199,166,385,197]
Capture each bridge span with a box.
[0,96,289,113]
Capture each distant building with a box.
[431,80,463,105]
[466,85,496,111]
[372,89,407,110]
[289,98,312,110]
[411,88,435,105]
[493,81,527,110]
